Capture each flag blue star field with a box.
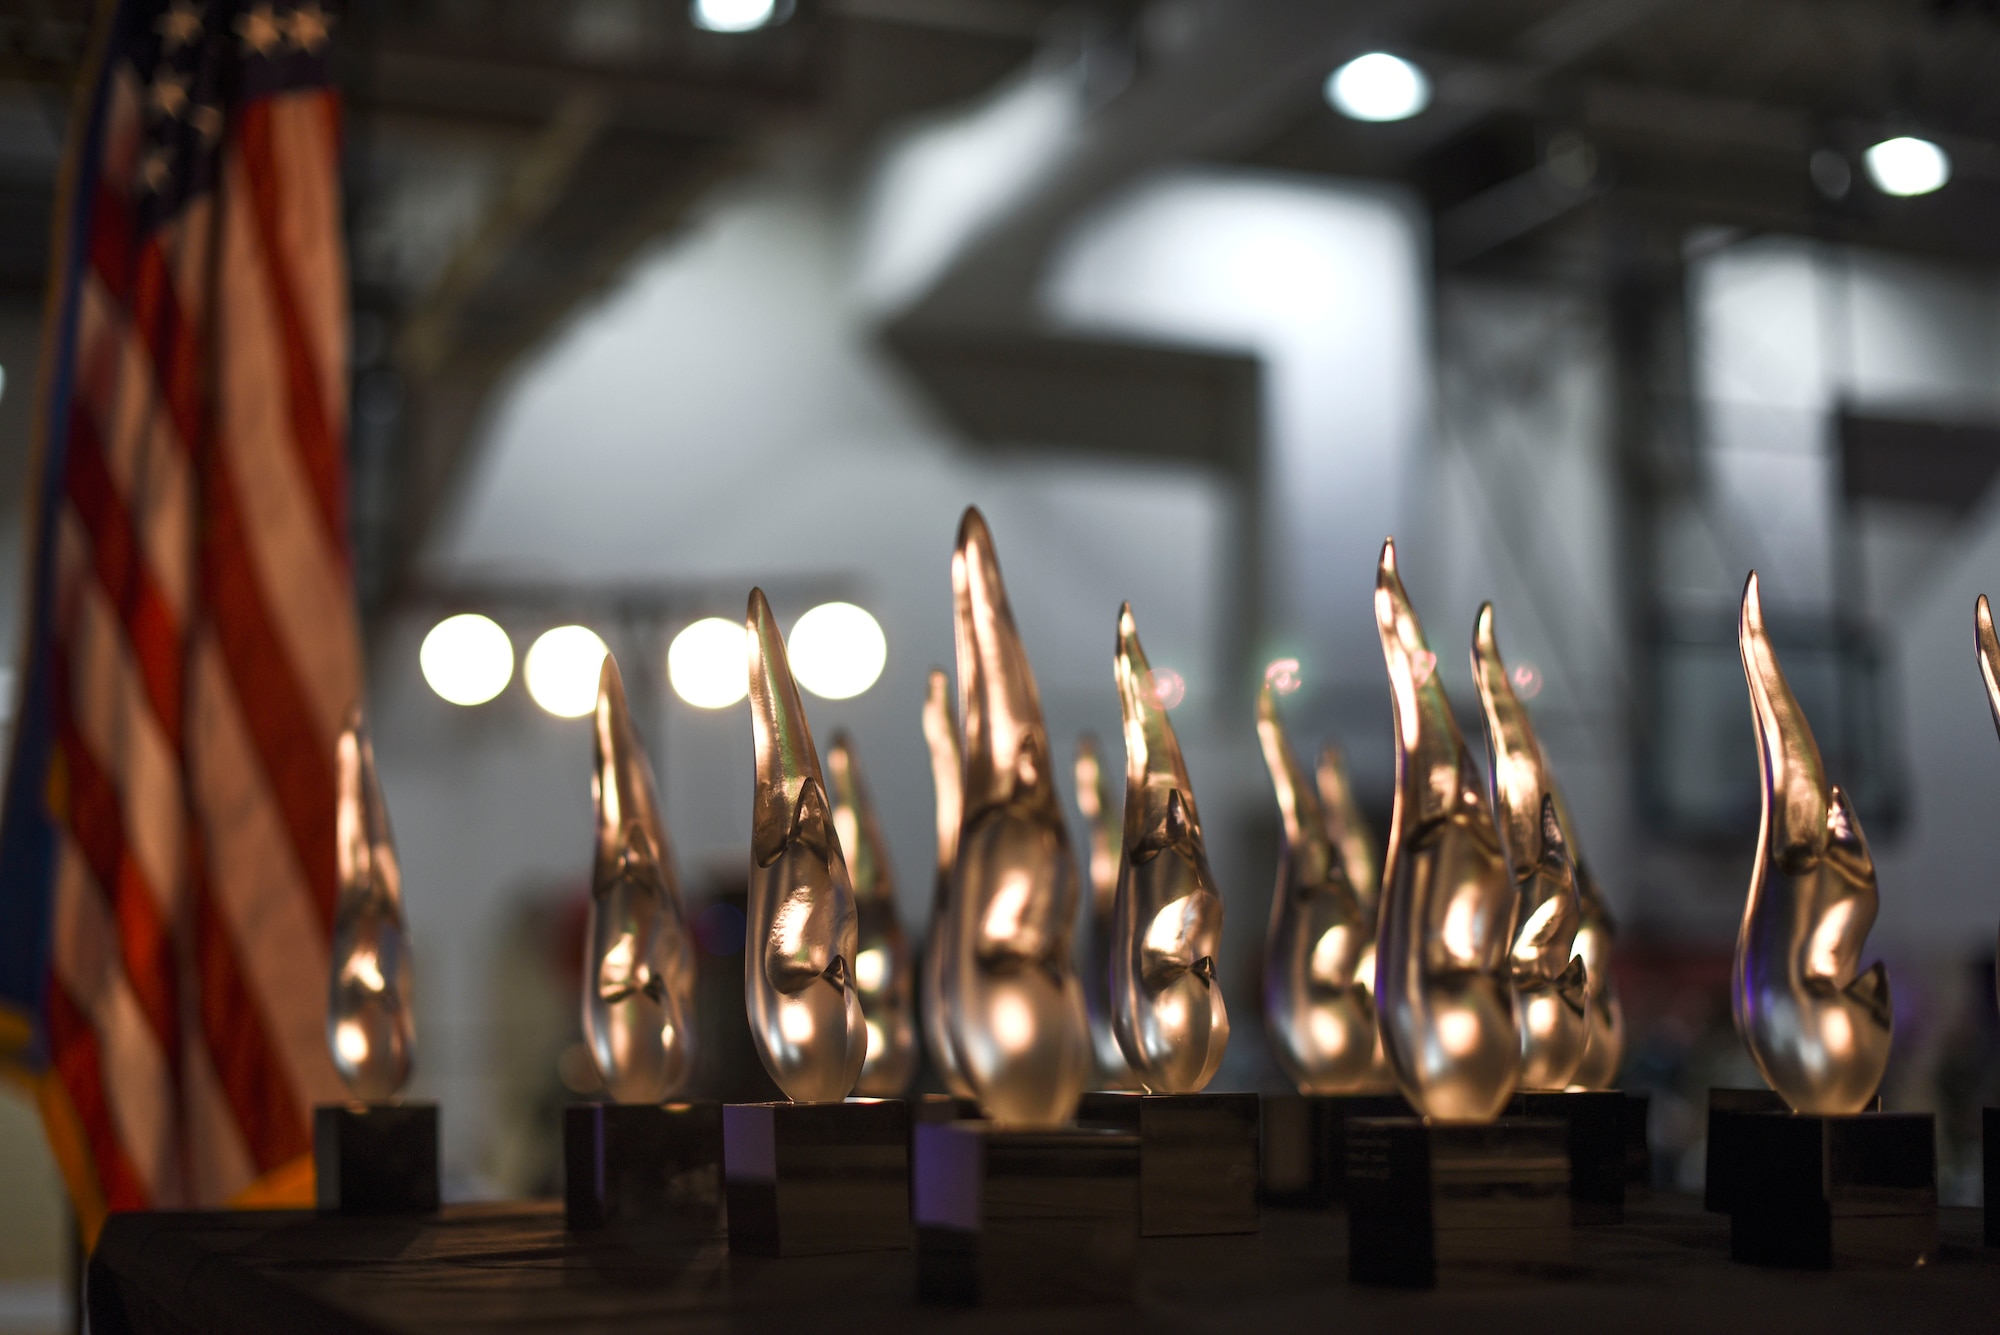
[0,0,360,1239]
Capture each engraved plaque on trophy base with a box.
[1624,1092,1651,1184]
[1984,1107,1999,1247]
[723,1098,910,1256]
[1258,1092,1411,1207]
[913,1122,1139,1306]
[1075,1091,1259,1235]
[1507,1090,1626,1223]
[314,1103,439,1216]
[1705,1086,1881,1212]
[1726,1111,1936,1268]
[563,1101,723,1234]
[1344,1117,1570,1289]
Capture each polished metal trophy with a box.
[726,588,909,1257]
[1472,604,1631,1223]
[1074,733,1138,1090]
[1254,686,1406,1208]
[316,710,436,1215]
[1075,605,1256,1238]
[1559,784,1625,1092]
[914,510,1137,1306]
[828,734,916,1097]
[1713,572,1931,1268]
[919,668,977,1109]
[1345,542,1567,1288]
[565,655,718,1233]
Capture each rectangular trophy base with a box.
[913,1094,983,1125]
[313,1103,439,1216]
[1345,1117,1570,1289]
[913,1122,1139,1306]
[1076,1090,1259,1236]
[1986,1107,1999,1247]
[1726,1111,1936,1268]
[563,1101,723,1233]
[723,1098,910,1257]
[1705,1086,1882,1212]
[1507,1090,1626,1223]
[1258,1092,1412,1207]
[1624,1092,1652,1184]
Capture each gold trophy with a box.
[919,669,977,1103]
[1075,734,1139,1089]
[1713,572,1929,1269]
[1976,595,2000,1249]
[1469,604,1589,1092]
[567,655,717,1233]
[316,710,436,1215]
[1348,542,1568,1288]
[828,735,916,1097]
[914,511,1139,1301]
[726,589,908,1257]
[940,508,1093,1127]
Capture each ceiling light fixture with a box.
[1863,136,1950,197]
[691,0,783,33]
[1326,53,1431,123]
[420,613,513,706]
[787,602,887,700]
[524,625,609,719]
[668,617,751,709]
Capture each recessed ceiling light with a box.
[1326,53,1431,123]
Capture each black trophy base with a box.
[1076,1090,1259,1235]
[914,1094,983,1125]
[723,1098,910,1257]
[563,1101,723,1233]
[1345,1116,1570,1289]
[314,1102,439,1216]
[1624,1092,1652,1184]
[1726,1110,1936,1268]
[1986,1107,2000,1247]
[1706,1086,1881,1212]
[1258,1092,1411,1207]
[1508,1090,1626,1223]
[913,1122,1139,1306]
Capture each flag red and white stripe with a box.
[0,0,358,1239]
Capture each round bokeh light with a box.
[524,625,609,719]
[692,0,778,32]
[788,602,887,701]
[669,617,751,709]
[420,613,513,706]
[1326,53,1431,123]
[1863,136,1950,198]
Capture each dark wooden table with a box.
[89,1193,1998,1335]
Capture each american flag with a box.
[0,0,358,1240]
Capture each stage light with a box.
[668,617,750,709]
[1864,136,1950,197]
[691,0,779,32]
[525,625,608,719]
[420,613,513,706]
[1326,53,1430,123]
[787,602,886,700]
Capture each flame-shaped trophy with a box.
[1977,595,2000,1248]
[1074,604,1258,1238]
[828,734,916,1096]
[913,510,1140,1306]
[1711,572,1933,1268]
[940,509,1093,1125]
[1558,782,1625,1092]
[1345,542,1569,1288]
[1473,604,1636,1224]
[564,654,720,1233]
[315,710,437,1216]
[1253,687,1408,1209]
[724,588,910,1257]
[919,669,978,1113]
[1074,733,1138,1089]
